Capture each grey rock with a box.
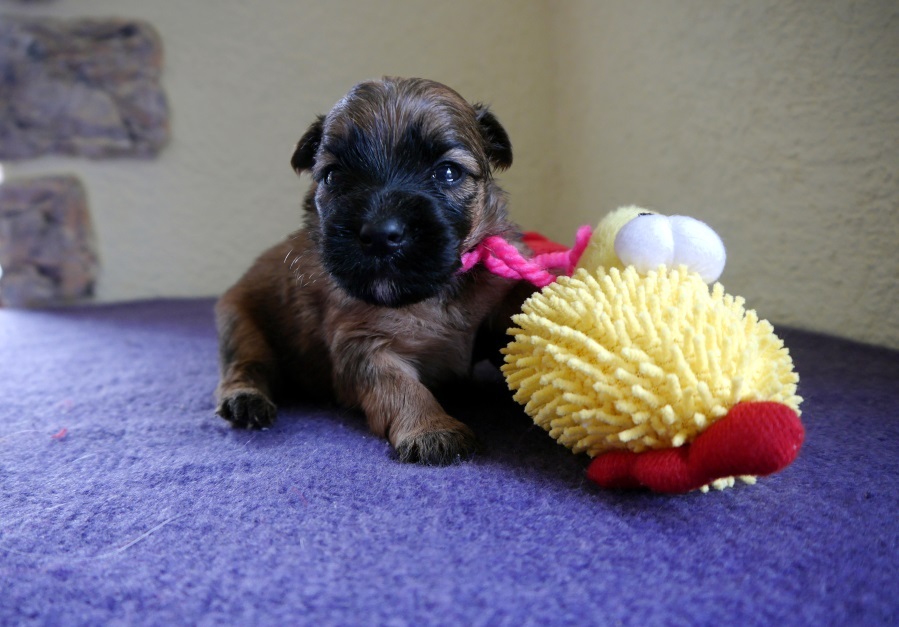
[0,174,98,307]
[0,15,169,159]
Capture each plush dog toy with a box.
[498,206,805,493]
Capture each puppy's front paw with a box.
[217,390,277,429]
[395,426,478,466]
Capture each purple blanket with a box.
[2,299,897,625]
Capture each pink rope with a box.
[458,225,593,288]
[532,225,593,275]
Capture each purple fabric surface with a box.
[1,298,897,625]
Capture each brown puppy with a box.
[215,77,533,465]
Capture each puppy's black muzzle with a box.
[320,188,465,308]
[355,189,431,260]
[359,215,406,257]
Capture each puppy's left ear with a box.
[290,116,324,174]
[474,104,513,171]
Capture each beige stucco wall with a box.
[4,0,898,350]
[545,0,899,349]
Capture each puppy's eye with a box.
[433,163,465,186]
[322,168,341,186]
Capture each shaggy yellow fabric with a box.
[501,265,802,457]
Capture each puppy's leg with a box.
[335,346,477,465]
[215,300,279,429]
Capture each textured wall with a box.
[3,0,897,350]
[547,0,899,349]
[0,175,97,306]
[0,16,168,159]
[3,0,554,302]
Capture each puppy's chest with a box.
[381,304,481,379]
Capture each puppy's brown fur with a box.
[215,77,533,465]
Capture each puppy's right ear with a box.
[290,116,324,174]
[474,105,513,171]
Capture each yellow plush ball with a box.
[501,265,801,456]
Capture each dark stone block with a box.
[0,174,98,307]
[0,16,169,159]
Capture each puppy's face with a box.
[291,78,512,307]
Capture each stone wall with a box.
[0,13,168,307]
[0,175,97,307]
[0,16,168,159]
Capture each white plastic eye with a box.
[615,214,726,283]
[614,214,675,273]
[668,216,726,283]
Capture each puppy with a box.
[215,77,534,465]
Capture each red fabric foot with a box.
[585,451,641,489]
[586,402,805,493]
[691,401,805,480]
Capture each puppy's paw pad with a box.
[396,428,479,466]
[217,391,277,430]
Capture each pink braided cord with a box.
[458,225,593,288]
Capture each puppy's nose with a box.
[359,217,406,257]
